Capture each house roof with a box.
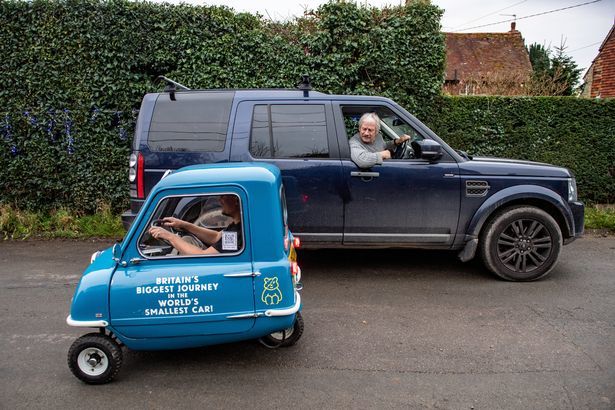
[444,28,532,81]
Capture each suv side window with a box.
[250,104,329,158]
[148,92,234,152]
[342,105,423,144]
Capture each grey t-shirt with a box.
[349,133,396,168]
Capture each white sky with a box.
[152,0,615,76]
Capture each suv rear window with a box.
[250,104,329,158]
[148,92,234,152]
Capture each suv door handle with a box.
[351,171,380,178]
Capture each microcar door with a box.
[109,188,256,339]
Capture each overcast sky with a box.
[151,0,614,76]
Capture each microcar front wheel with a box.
[68,333,122,384]
[260,311,304,348]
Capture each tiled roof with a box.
[444,30,532,81]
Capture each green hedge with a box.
[0,0,444,213]
[425,96,615,203]
[1,0,613,213]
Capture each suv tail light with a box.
[129,152,145,199]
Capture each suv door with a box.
[334,102,461,246]
[231,101,345,245]
[109,187,256,338]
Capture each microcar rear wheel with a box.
[68,333,122,384]
[480,206,562,281]
[260,311,304,348]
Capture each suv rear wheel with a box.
[480,206,562,281]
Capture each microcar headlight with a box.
[568,178,577,202]
[90,250,102,264]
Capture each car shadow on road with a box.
[297,248,494,282]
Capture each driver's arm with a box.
[161,217,221,245]
[148,226,211,255]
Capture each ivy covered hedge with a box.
[0,0,613,214]
[425,96,615,203]
[0,0,444,213]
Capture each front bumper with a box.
[564,201,584,245]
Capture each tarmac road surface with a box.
[0,237,614,409]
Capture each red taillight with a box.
[137,152,144,199]
[293,237,301,249]
[291,262,299,276]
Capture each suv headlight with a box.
[568,178,577,202]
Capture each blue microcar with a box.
[67,163,303,384]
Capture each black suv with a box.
[123,83,584,281]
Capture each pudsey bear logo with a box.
[261,277,283,305]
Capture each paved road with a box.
[1,237,614,409]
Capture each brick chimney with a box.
[510,21,517,32]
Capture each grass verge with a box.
[584,204,615,232]
[1,204,614,240]
[0,204,125,240]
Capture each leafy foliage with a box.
[0,0,444,212]
[1,0,612,215]
[426,96,615,203]
[526,42,582,96]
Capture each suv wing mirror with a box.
[412,139,442,162]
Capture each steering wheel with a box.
[151,219,176,234]
[151,219,206,250]
[393,139,409,159]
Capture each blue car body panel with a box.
[69,163,301,351]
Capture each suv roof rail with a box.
[297,74,312,98]
[157,76,191,101]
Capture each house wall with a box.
[590,27,615,98]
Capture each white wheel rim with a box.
[77,347,109,376]
[269,326,294,341]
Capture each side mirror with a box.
[411,139,443,161]
[111,243,122,263]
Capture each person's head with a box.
[358,113,381,144]
[219,194,240,218]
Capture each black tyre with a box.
[259,311,304,348]
[68,333,123,384]
[480,206,562,281]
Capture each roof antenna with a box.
[157,76,191,101]
[298,74,312,98]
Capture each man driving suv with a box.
[349,112,411,168]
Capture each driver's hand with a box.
[149,226,175,242]
[161,216,185,230]
[395,134,411,145]
[380,150,392,160]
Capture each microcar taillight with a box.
[293,237,301,249]
[291,261,299,276]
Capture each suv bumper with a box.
[121,210,137,230]
[564,201,584,245]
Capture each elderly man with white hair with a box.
[349,112,411,168]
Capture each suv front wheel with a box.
[480,206,563,281]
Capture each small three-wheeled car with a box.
[66,163,303,384]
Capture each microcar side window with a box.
[138,193,244,258]
[250,104,330,159]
